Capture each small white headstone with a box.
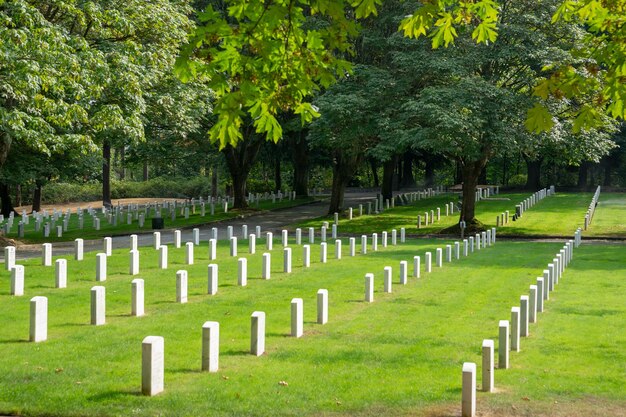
[536,277,544,313]
[129,250,140,275]
[511,307,520,352]
[176,270,188,303]
[266,232,273,250]
[320,242,327,263]
[153,232,161,250]
[30,296,48,342]
[365,273,374,303]
[335,240,342,259]
[250,311,266,356]
[207,264,218,295]
[5,246,15,271]
[10,265,24,296]
[238,258,247,286]
[209,238,217,260]
[96,253,107,281]
[193,228,200,245]
[262,253,271,279]
[142,336,164,396]
[230,237,238,257]
[413,256,421,278]
[303,245,311,267]
[349,238,356,257]
[291,298,303,338]
[317,289,328,324]
[436,248,443,267]
[482,339,494,392]
[174,230,181,249]
[399,261,408,285]
[91,286,106,325]
[158,246,168,269]
[130,235,138,252]
[202,321,219,372]
[185,242,194,265]
[462,362,476,417]
[283,247,292,273]
[425,252,432,273]
[42,243,52,266]
[520,296,529,337]
[55,259,67,288]
[131,279,145,316]
[384,266,392,293]
[498,320,509,369]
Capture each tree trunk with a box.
[274,154,282,193]
[291,132,309,197]
[0,182,16,217]
[523,155,542,190]
[15,184,22,207]
[381,157,395,201]
[119,147,126,180]
[328,153,360,214]
[424,159,436,187]
[395,158,402,190]
[370,158,379,187]
[0,131,12,168]
[32,183,43,213]
[401,152,416,188]
[577,162,589,190]
[102,139,112,208]
[211,167,218,198]
[142,160,149,181]
[222,137,263,209]
[460,158,488,227]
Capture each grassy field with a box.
[3,197,316,244]
[297,192,626,239]
[0,231,624,416]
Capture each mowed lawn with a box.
[0,233,624,416]
[301,192,626,239]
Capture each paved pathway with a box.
[6,192,381,261]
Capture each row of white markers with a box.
[460,216,589,416]
[141,227,499,396]
[12,223,499,397]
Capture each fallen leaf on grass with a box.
[55,368,63,374]
[221,375,229,380]
[278,381,288,386]
[522,397,530,401]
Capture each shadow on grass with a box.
[222,349,251,357]
[0,339,28,344]
[88,389,142,401]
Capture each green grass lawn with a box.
[0,233,623,416]
[298,192,626,239]
[3,197,316,244]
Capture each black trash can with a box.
[152,218,164,229]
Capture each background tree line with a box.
[1,0,624,227]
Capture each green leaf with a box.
[526,103,555,133]
[351,0,383,19]
[573,105,601,133]
[471,21,498,44]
